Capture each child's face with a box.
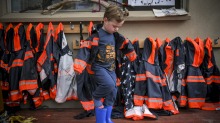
[103,17,124,34]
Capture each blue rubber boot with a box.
[95,108,107,123]
[105,106,114,123]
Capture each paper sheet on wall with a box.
[128,0,175,6]
[153,7,188,17]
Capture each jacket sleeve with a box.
[115,33,137,62]
[74,37,93,74]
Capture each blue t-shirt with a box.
[92,28,116,71]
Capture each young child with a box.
[74,4,137,123]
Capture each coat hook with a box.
[214,37,219,45]
[70,22,74,30]
[79,22,83,41]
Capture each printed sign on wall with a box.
[128,0,175,6]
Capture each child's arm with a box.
[115,33,137,62]
[73,37,93,74]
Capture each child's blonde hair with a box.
[104,4,129,23]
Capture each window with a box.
[10,0,184,13]
[11,0,96,13]
[10,0,125,13]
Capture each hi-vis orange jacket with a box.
[24,23,45,108]
[161,37,185,101]
[118,38,140,111]
[55,23,77,103]
[37,22,58,101]
[134,37,178,114]
[200,37,220,110]
[0,23,7,90]
[74,27,137,74]
[180,37,207,109]
[0,23,4,55]
[7,23,37,102]
[1,24,17,107]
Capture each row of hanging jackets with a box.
[113,36,220,121]
[71,24,220,121]
[0,22,220,119]
[181,37,220,110]
[0,22,77,109]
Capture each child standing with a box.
[74,4,137,123]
